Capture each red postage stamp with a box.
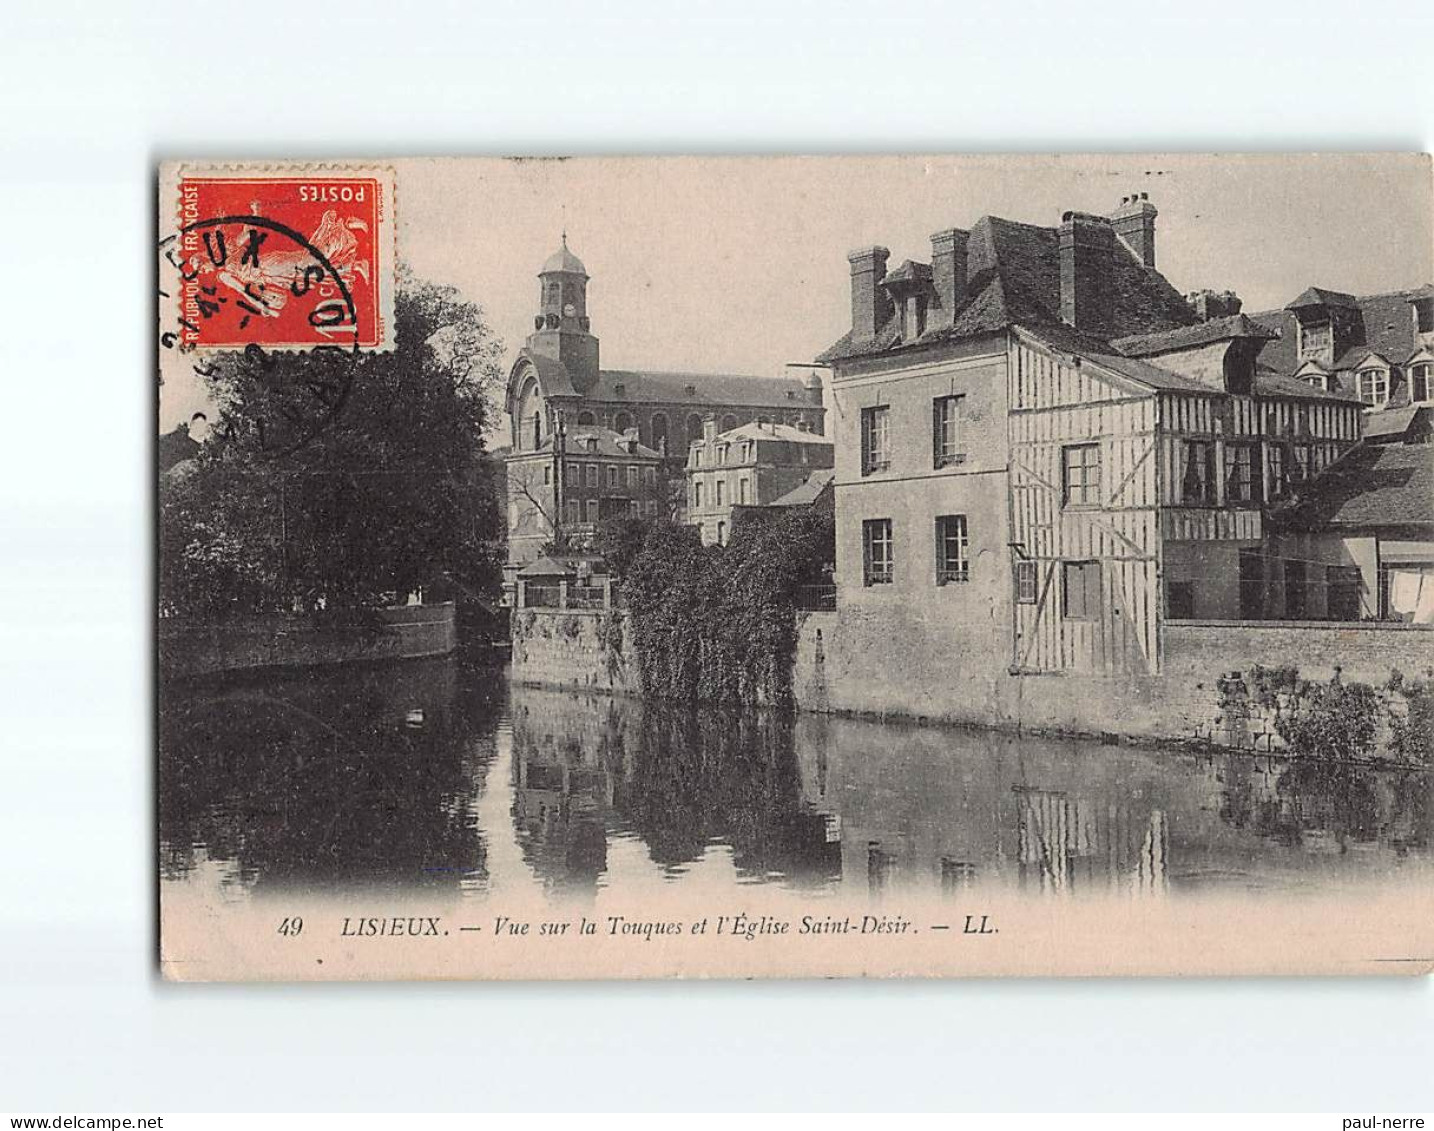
[166,164,395,351]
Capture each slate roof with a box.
[708,421,834,447]
[1250,288,1430,379]
[1286,287,1359,310]
[817,213,1198,364]
[1112,314,1277,357]
[541,243,587,276]
[587,368,815,409]
[510,425,661,461]
[1364,405,1421,441]
[769,468,836,507]
[1272,441,1434,533]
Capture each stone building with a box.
[685,419,835,545]
[503,425,664,572]
[501,239,826,570]
[814,194,1364,683]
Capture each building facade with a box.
[816,196,1364,679]
[501,239,826,572]
[504,426,664,570]
[685,419,835,545]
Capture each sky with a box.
[158,153,1433,431]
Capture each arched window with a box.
[576,410,595,426]
[531,411,543,449]
[615,412,633,434]
[546,282,559,305]
[651,413,669,454]
[721,414,738,433]
[686,414,703,447]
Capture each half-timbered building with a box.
[817,197,1364,680]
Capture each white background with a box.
[1,0,1431,1113]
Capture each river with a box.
[158,656,1432,905]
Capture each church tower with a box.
[527,236,601,394]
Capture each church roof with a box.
[587,368,814,409]
[541,241,587,276]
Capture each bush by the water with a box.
[607,509,833,709]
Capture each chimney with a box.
[703,415,717,444]
[1186,289,1243,322]
[930,228,970,329]
[1059,211,1115,337]
[848,246,892,345]
[1110,192,1158,268]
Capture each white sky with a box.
[159,153,1433,430]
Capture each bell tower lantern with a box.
[528,236,600,393]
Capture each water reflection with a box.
[159,661,1432,901]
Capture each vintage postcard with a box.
[157,154,1434,981]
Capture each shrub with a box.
[1274,677,1381,762]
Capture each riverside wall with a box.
[159,602,458,677]
[511,606,1434,756]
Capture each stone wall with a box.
[159,602,457,677]
[512,605,1432,759]
[510,608,640,694]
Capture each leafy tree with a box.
[159,270,505,615]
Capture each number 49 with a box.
[277,916,304,937]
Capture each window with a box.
[861,406,891,475]
[1224,442,1262,504]
[863,519,894,586]
[576,410,595,426]
[1358,368,1389,408]
[1285,560,1307,620]
[614,412,632,434]
[717,444,728,466]
[606,465,619,488]
[1063,560,1100,620]
[1411,364,1432,405]
[1014,560,1038,604]
[932,396,964,468]
[715,479,725,506]
[543,465,551,485]
[1298,320,1332,362]
[584,498,598,524]
[1416,299,1434,335]
[564,499,580,525]
[1166,580,1195,619]
[1327,565,1363,621]
[1061,443,1101,507]
[585,464,598,487]
[1304,373,1328,392]
[1267,443,1288,498]
[742,441,753,462]
[694,449,702,468]
[626,465,639,487]
[693,481,704,509]
[651,414,669,453]
[738,478,749,505]
[934,515,969,584]
[1180,440,1215,504]
[646,499,658,516]
[1292,443,1312,483]
[644,467,657,486]
[716,521,726,545]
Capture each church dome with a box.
[541,240,587,277]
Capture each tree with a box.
[160,269,506,615]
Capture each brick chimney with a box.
[1186,289,1243,322]
[1059,211,1115,336]
[848,246,892,346]
[1111,193,1157,268]
[929,228,970,330]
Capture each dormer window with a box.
[1304,373,1328,392]
[1411,363,1432,405]
[1358,367,1389,409]
[1298,320,1333,363]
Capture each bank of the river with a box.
[511,606,1433,765]
[159,601,458,677]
